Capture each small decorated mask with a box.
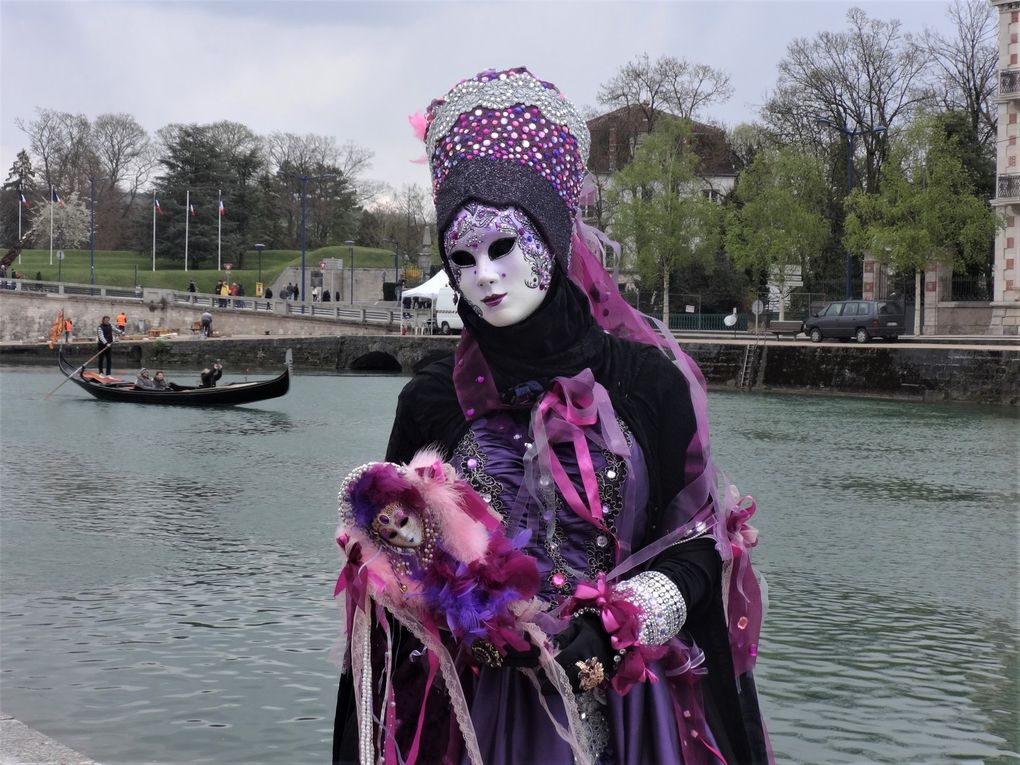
[443,204,553,327]
[371,502,424,548]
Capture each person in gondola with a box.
[152,370,169,390]
[199,361,223,388]
[331,68,771,765]
[94,315,123,377]
[134,368,156,389]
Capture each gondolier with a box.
[94,315,123,376]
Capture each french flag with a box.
[52,189,65,208]
[20,193,29,209]
[218,199,225,217]
[189,203,196,217]
[154,197,163,215]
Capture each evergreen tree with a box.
[2,150,37,247]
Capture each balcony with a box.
[998,173,1020,200]
[1000,69,1020,97]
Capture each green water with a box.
[1,368,1016,764]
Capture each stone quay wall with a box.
[0,289,397,343]
[3,335,1016,405]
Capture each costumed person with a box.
[331,67,771,765]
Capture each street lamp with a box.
[386,239,400,283]
[87,175,107,295]
[285,172,335,302]
[254,243,265,288]
[345,240,356,304]
[816,117,886,299]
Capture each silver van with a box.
[804,300,904,343]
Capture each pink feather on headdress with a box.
[408,112,428,142]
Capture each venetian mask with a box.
[371,502,424,548]
[443,204,553,327]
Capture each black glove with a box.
[553,612,613,692]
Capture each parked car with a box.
[804,299,904,343]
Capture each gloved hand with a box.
[553,612,613,692]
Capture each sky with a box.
[1,0,957,203]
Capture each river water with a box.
[0,367,1017,765]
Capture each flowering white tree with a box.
[30,191,91,249]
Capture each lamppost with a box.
[386,239,400,283]
[345,240,356,304]
[254,243,265,289]
[87,175,107,295]
[816,118,886,299]
[285,172,335,302]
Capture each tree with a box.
[762,8,928,193]
[844,112,1002,307]
[726,148,830,319]
[922,0,997,151]
[151,124,235,268]
[29,191,91,250]
[598,53,733,123]
[609,119,722,324]
[1,150,37,246]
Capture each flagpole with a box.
[17,189,22,264]
[151,191,157,272]
[184,189,190,272]
[217,188,222,271]
[49,185,54,266]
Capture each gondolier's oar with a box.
[43,345,112,400]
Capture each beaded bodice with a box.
[451,408,649,604]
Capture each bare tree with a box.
[15,108,65,190]
[762,8,929,192]
[922,0,997,149]
[598,53,732,125]
[598,53,673,133]
[658,58,733,120]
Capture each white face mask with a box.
[443,205,554,327]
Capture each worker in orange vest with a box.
[64,317,73,343]
[115,312,127,334]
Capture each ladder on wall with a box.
[737,332,766,390]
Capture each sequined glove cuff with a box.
[614,571,687,646]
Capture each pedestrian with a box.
[312,285,321,302]
[264,286,273,300]
[63,317,73,343]
[200,310,213,338]
[292,284,300,301]
[94,315,123,376]
[322,289,331,303]
[187,280,197,293]
[285,282,294,300]
[115,311,127,334]
[331,67,771,765]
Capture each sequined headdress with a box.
[425,67,590,270]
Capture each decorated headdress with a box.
[424,67,590,271]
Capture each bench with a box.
[768,320,803,338]
[190,321,203,334]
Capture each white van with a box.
[433,287,463,334]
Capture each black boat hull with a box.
[57,351,290,406]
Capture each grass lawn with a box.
[8,246,413,292]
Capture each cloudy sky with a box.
[2,0,955,200]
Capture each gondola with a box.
[57,350,290,406]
